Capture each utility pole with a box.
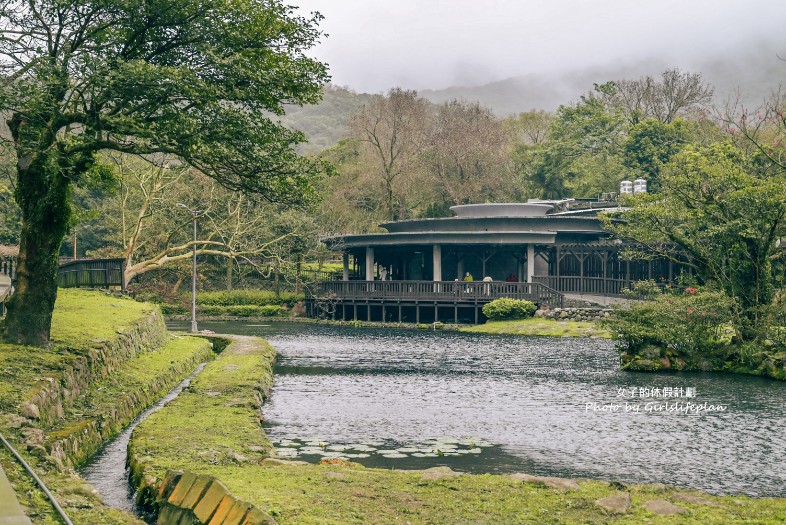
[177,204,202,333]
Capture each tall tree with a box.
[601,68,714,125]
[604,142,786,339]
[0,0,329,345]
[622,118,693,192]
[425,100,510,206]
[529,94,626,198]
[503,110,554,146]
[349,88,431,221]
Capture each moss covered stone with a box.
[0,290,214,524]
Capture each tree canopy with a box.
[604,142,786,339]
[0,0,330,344]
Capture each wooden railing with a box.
[57,258,125,289]
[531,275,629,296]
[0,285,11,316]
[0,258,15,280]
[308,280,564,308]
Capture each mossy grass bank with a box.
[0,289,213,524]
[128,334,786,524]
[462,317,611,338]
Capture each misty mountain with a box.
[279,85,376,154]
[421,53,785,115]
[283,50,785,153]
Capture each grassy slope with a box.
[0,290,212,524]
[462,317,611,338]
[130,336,786,525]
[0,289,155,412]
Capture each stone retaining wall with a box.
[16,309,214,470]
[535,307,611,322]
[44,344,212,469]
[21,310,168,426]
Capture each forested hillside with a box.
[285,51,783,152]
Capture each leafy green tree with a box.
[605,142,786,340]
[529,94,626,198]
[622,119,693,191]
[503,110,554,146]
[0,0,329,345]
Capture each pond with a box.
[169,320,786,497]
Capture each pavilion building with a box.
[306,200,674,324]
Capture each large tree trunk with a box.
[3,163,71,346]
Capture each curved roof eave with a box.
[324,231,559,249]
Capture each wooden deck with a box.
[305,280,564,324]
[531,275,630,296]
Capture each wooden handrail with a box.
[56,258,126,290]
[307,280,564,308]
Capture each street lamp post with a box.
[177,204,202,333]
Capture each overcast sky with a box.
[291,0,786,93]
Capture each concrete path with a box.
[0,464,32,525]
[563,293,635,306]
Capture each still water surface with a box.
[171,321,786,496]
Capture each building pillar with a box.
[527,244,535,283]
[457,256,464,281]
[365,247,374,281]
[433,244,442,281]
[342,252,349,281]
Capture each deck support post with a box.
[365,247,375,281]
[432,244,442,281]
[526,244,535,283]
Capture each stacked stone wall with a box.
[536,307,611,322]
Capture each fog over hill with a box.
[421,47,785,115]
[283,41,786,153]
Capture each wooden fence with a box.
[308,280,564,308]
[57,258,125,290]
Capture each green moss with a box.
[66,335,214,422]
[129,334,786,525]
[50,289,155,351]
[0,290,211,524]
[0,347,77,410]
[129,451,786,524]
[130,336,275,486]
[462,317,611,338]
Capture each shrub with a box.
[482,298,537,321]
[198,304,288,317]
[160,303,187,315]
[197,290,303,307]
[602,288,735,356]
[622,279,663,299]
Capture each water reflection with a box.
[169,321,786,496]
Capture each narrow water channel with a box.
[79,363,207,521]
[170,321,786,497]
